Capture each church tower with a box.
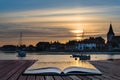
[107,23,115,42]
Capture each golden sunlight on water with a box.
[27,55,95,70]
[28,60,95,71]
[1,52,120,71]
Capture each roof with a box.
[107,23,115,35]
[112,36,120,40]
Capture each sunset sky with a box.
[0,0,120,46]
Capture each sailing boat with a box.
[17,32,26,57]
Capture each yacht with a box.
[17,32,26,57]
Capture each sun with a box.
[70,30,84,40]
[70,30,83,34]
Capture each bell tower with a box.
[107,23,115,42]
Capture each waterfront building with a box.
[36,42,50,51]
[65,40,77,51]
[107,23,120,50]
[76,42,96,51]
[76,37,105,51]
[107,23,115,43]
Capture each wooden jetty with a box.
[0,60,120,80]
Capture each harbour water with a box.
[0,52,120,61]
[0,52,120,72]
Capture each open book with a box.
[24,61,102,75]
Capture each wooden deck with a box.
[0,60,120,80]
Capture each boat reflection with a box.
[72,54,91,60]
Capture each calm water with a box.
[0,52,120,61]
[0,52,120,70]
[27,55,96,70]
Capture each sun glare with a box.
[70,30,83,34]
[70,30,84,40]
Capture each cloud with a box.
[0,1,120,45]
[0,6,120,24]
[0,6,108,17]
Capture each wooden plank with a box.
[27,75,36,80]
[7,61,29,80]
[0,60,22,78]
[7,60,35,80]
[78,76,91,80]
[53,76,63,80]
[61,76,72,80]
[36,76,45,80]
[0,60,17,70]
[0,60,35,80]
[90,61,120,80]
[87,76,101,80]
[0,60,8,65]
[101,75,113,80]
[0,60,26,80]
[16,60,36,80]
[45,76,54,80]
[17,75,27,80]
[69,76,81,80]
[94,75,112,80]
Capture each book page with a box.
[63,66,102,75]
[24,67,62,74]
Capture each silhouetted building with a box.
[107,23,120,50]
[76,37,105,51]
[111,36,120,48]
[50,41,65,51]
[27,45,36,52]
[36,42,50,51]
[65,40,77,51]
[107,23,115,43]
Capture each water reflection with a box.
[0,52,120,71]
[28,55,95,70]
[0,52,120,61]
[31,61,95,70]
[72,54,91,60]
